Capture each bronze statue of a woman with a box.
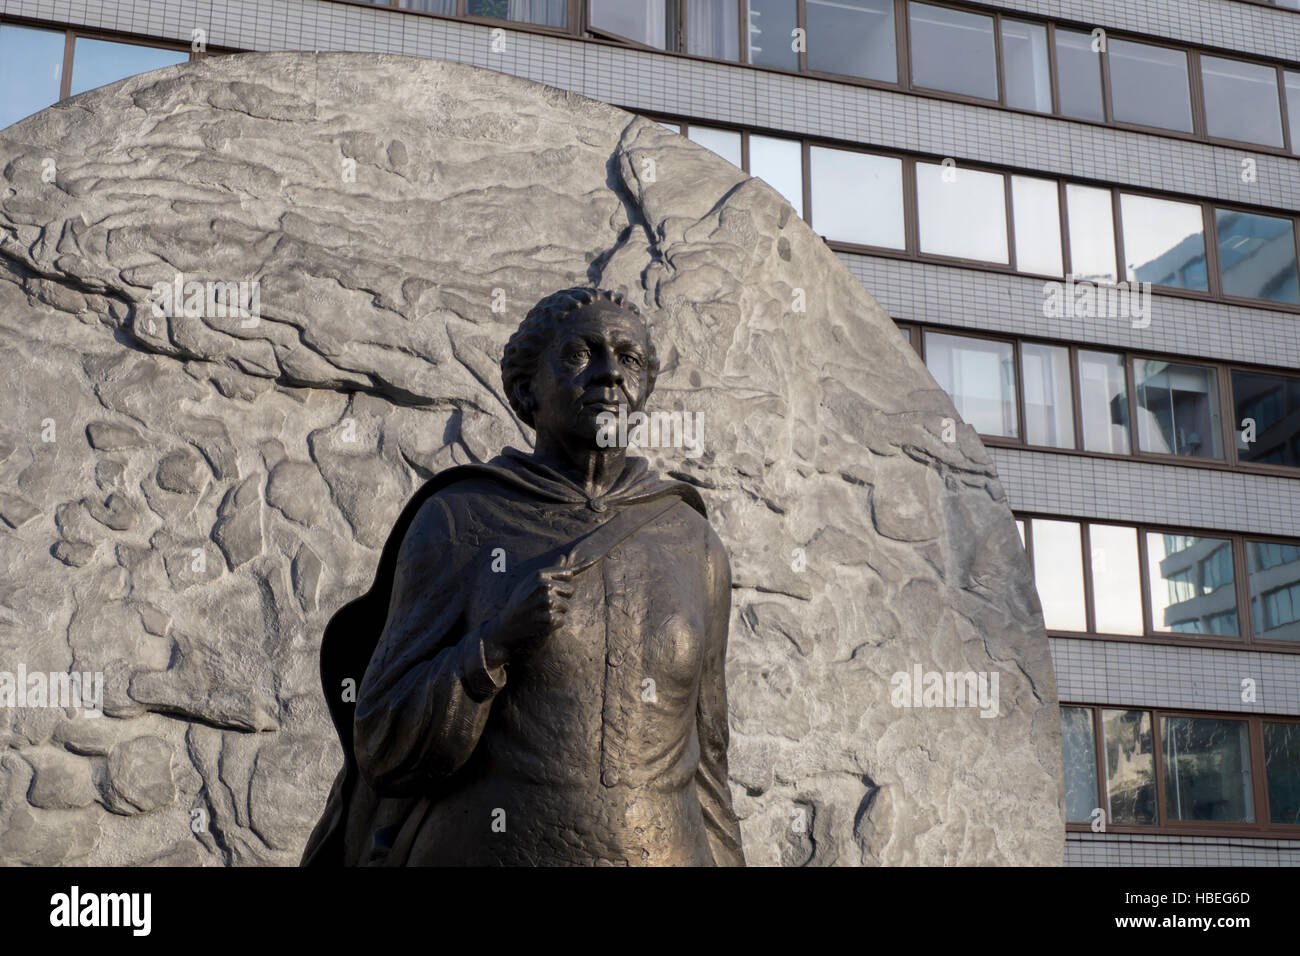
[301,287,744,866]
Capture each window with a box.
[1119,194,1207,291]
[923,332,1017,438]
[809,146,904,248]
[1162,716,1254,823]
[398,0,456,11]
[1133,360,1223,459]
[1264,722,1300,825]
[806,0,896,83]
[1233,369,1300,468]
[1010,176,1062,276]
[1061,706,1100,823]
[687,125,742,167]
[1078,350,1129,454]
[1055,28,1104,122]
[1029,518,1086,631]
[1104,709,1157,824]
[1287,73,1300,156]
[1065,185,1117,283]
[687,0,740,60]
[746,0,798,70]
[467,0,566,26]
[1147,533,1238,636]
[1248,541,1300,641]
[748,135,803,216]
[1107,39,1193,133]
[908,3,997,101]
[1089,524,1144,635]
[69,38,189,97]
[1000,19,1050,113]
[1201,56,1284,147]
[915,163,1008,263]
[1020,342,1073,448]
[0,23,64,130]
[590,0,668,47]
[1215,209,1300,305]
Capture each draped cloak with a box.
[300,448,744,866]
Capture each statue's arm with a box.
[695,528,745,866]
[353,495,503,796]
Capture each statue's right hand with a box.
[480,563,575,668]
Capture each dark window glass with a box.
[1248,542,1300,641]
[1001,19,1050,112]
[1133,360,1223,459]
[1232,369,1300,468]
[0,23,65,130]
[1264,722,1300,825]
[1119,194,1207,291]
[70,38,188,97]
[908,2,997,100]
[1103,709,1157,825]
[467,0,566,26]
[688,0,741,60]
[1107,39,1193,133]
[590,0,668,48]
[1146,533,1239,636]
[1215,209,1300,305]
[1055,28,1104,121]
[745,0,798,70]
[1061,707,1100,823]
[1201,55,1284,147]
[806,0,896,83]
[1162,716,1255,823]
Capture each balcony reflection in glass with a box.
[1264,721,1300,824]
[1146,532,1238,636]
[1232,369,1300,468]
[1119,194,1207,291]
[1162,716,1254,823]
[1133,360,1223,459]
[1215,209,1300,305]
[1078,350,1129,454]
[806,0,896,83]
[1248,541,1300,642]
[1103,709,1157,825]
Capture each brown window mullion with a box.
[1092,706,1108,826]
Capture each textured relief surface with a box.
[0,52,1063,866]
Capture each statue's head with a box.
[502,287,660,445]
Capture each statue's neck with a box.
[530,434,627,499]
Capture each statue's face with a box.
[524,301,651,447]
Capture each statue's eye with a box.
[620,352,644,370]
[564,347,590,366]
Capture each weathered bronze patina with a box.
[302,288,743,866]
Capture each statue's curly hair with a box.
[501,287,660,429]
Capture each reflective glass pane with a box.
[1062,706,1100,823]
[1001,19,1050,113]
[1030,518,1086,631]
[916,163,1008,263]
[1066,184,1117,283]
[70,38,188,97]
[1107,39,1192,133]
[1090,524,1144,635]
[590,0,668,47]
[1119,194,1207,291]
[1264,721,1300,825]
[688,0,741,60]
[806,0,896,83]
[923,332,1017,438]
[1020,342,1073,448]
[1134,360,1223,459]
[1015,519,1025,546]
[1201,56,1283,147]
[467,0,566,26]
[1055,28,1104,121]
[1103,709,1157,825]
[1215,209,1300,305]
[658,121,681,133]
[1011,176,1063,276]
[809,147,904,248]
[1248,541,1300,641]
[1287,72,1300,156]
[687,125,742,167]
[748,135,803,217]
[746,0,798,70]
[0,24,65,130]
[908,2,997,100]
[1146,532,1238,636]
[398,0,456,12]
[1078,350,1129,454]
[1232,369,1300,469]
[1162,716,1254,823]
